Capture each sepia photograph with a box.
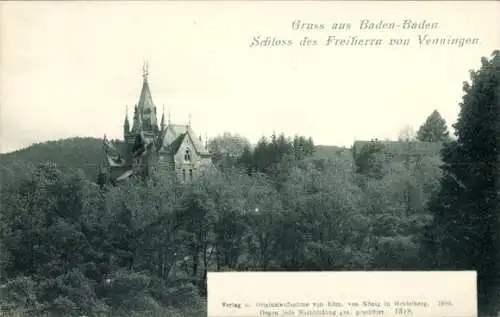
[1,1,499,317]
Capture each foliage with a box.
[207,132,252,169]
[0,133,439,316]
[398,125,416,141]
[416,110,451,142]
[1,136,336,182]
[353,139,387,179]
[424,51,500,315]
[0,129,449,316]
[238,133,315,181]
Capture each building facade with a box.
[100,65,214,184]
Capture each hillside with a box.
[313,145,350,160]
[0,137,106,180]
[0,138,353,180]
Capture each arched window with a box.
[189,169,193,180]
[182,169,186,181]
[184,148,191,162]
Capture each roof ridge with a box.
[185,127,210,155]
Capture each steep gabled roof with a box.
[168,133,187,154]
[160,124,211,155]
[186,126,210,155]
[168,124,188,136]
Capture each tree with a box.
[279,158,371,270]
[354,140,386,179]
[398,126,419,217]
[416,110,450,142]
[207,133,251,169]
[240,133,314,182]
[208,133,251,158]
[425,51,500,315]
[241,173,283,270]
[398,125,416,142]
[237,145,253,174]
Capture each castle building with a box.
[100,64,215,184]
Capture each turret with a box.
[132,104,141,132]
[135,105,143,132]
[160,105,166,131]
[123,105,130,140]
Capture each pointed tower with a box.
[132,104,140,132]
[135,105,143,132]
[137,61,159,134]
[160,105,166,131]
[123,105,130,140]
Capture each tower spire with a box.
[137,60,158,132]
[160,104,166,130]
[142,60,149,81]
[124,105,130,139]
[136,107,143,132]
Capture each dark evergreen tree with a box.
[416,110,450,142]
[425,51,499,315]
[237,145,254,174]
[353,140,386,179]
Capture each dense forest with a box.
[0,51,498,317]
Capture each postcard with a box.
[1,1,498,317]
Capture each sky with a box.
[1,1,499,153]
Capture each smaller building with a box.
[352,139,443,162]
[352,139,443,157]
[99,65,215,185]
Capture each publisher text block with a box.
[207,271,476,317]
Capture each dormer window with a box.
[184,148,191,162]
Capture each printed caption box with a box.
[207,271,477,317]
